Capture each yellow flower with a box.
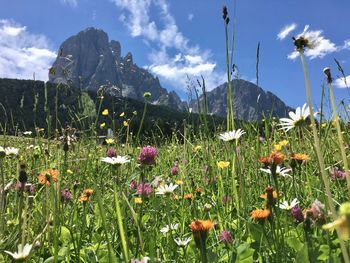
[123,121,129,127]
[321,123,327,128]
[193,145,202,152]
[102,109,109,116]
[274,144,282,151]
[322,216,349,240]
[120,112,125,117]
[175,180,184,185]
[279,140,289,146]
[67,169,73,175]
[274,140,289,151]
[133,111,137,116]
[100,122,106,129]
[134,197,142,204]
[217,161,230,169]
[105,139,114,144]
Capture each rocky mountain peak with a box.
[190,79,292,121]
[49,27,186,111]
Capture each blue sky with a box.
[0,0,349,111]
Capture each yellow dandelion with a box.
[175,180,184,185]
[67,169,73,175]
[279,140,289,146]
[274,144,282,151]
[123,121,129,127]
[102,109,109,116]
[134,197,142,204]
[105,138,114,144]
[217,161,230,169]
[100,122,106,129]
[193,145,202,152]
[120,112,125,117]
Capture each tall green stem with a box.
[136,100,148,144]
[327,80,350,197]
[299,51,350,263]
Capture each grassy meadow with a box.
[1,5,350,263]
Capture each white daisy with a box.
[278,104,311,131]
[279,198,299,210]
[174,237,192,247]
[155,183,178,195]
[160,223,179,234]
[4,243,33,261]
[5,147,19,156]
[218,129,246,142]
[260,166,292,178]
[100,156,130,165]
[23,131,33,136]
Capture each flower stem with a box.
[327,80,350,197]
[299,51,350,263]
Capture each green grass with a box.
[0,117,350,262]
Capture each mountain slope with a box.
[49,27,186,111]
[191,79,292,121]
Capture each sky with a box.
[0,0,350,111]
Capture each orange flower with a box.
[184,193,193,200]
[259,156,272,165]
[38,169,59,186]
[195,187,202,194]
[83,188,94,195]
[259,151,285,166]
[270,151,285,165]
[260,191,279,199]
[190,219,214,233]
[79,188,94,202]
[291,153,310,162]
[250,209,270,221]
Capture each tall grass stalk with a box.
[136,96,149,144]
[325,71,350,197]
[224,19,235,132]
[95,188,117,263]
[299,51,350,262]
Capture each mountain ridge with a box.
[49,27,187,111]
[49,27,292,120]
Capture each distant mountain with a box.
[49,27,186,111]
[190,79,292,121]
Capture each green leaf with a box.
[236,243,254,263]
[286,236,303,251]
[295,246,309,263]
[317,245,329,261]
[247,222,265,243]
[60,226,71,244]
[58,246,69,257]
[142,214,150,225]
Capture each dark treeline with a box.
[0,78,227,140]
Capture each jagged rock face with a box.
[191,79,292,121]
[49,27,186,111]
[49,28,121,90]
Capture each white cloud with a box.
[342,40,350,50]
[288,25,337,60]
[334,75,350,88]
[112,0,223,92]
[0,19,56,81]
[148,53,224,90]
[277,23,297,40]
[188,13,194,22]
[60,0,78,7]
